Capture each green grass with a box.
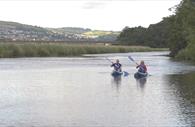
[0,43,168,58]
[83,30,120,37]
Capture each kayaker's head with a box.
[116,59,119,63]
[140,60,145,65]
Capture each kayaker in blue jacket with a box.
[111,59,122,72]
[136,60,147,73]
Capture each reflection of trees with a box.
[166,73,195,105]
[165,72,195,125]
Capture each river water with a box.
[0,51,194,127]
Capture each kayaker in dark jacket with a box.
[136,60,147,73]
[111,59,122,72]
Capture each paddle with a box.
[128,56,139,65]
[105,57,129,76]
[105,57,113,63]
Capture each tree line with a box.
[117,0,195,61]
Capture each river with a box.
[0,51,194,127]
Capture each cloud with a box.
[81,0,179,9]
[0,0,180,1]
[82,1,107,9]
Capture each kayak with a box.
[111,70,123,76]
[134,72,148,79]
[134,71,148,79]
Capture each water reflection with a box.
[111,75,122,92]
[136,78,147,91]
[165,72,195,126]
[166,72,195,105]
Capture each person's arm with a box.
[111,63,114,67]
[118,63,122,69]
[120,64,122,71]
[144,65,147,72]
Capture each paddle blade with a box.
[128,56,134,62]
[123,71,129,77]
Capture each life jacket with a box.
[111,63,122,71]
[138,65,147,73]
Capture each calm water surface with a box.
[0,51,194,127]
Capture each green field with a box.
[83,30,120,38]
[0,42,168,58]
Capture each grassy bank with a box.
[0,43,168,58]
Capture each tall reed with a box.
[0,43,168,58]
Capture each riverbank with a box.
[0,43,168,58]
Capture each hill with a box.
[0,21,119,42]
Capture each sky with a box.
[0,0,182,31]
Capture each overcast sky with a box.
[0,0,182,31]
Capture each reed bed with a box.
[0,43,168,58]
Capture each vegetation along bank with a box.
[117,0,195,62]
[0,43,167,58]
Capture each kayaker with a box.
[136,60,147,73]
[111,59,122,72]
